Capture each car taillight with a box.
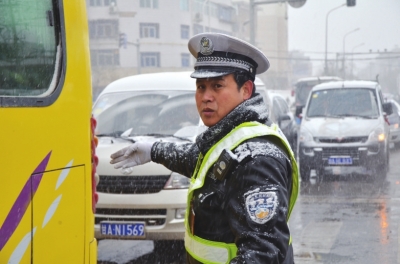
[90,115,99,213]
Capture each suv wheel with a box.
[376,148,389,179]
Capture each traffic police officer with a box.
[110,33,299,263]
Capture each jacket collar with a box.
[196,93,269,154]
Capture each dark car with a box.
[257,85,297,152]
[298,80,392,183]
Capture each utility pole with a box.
[324,4,345,75]
[342,28,359,79]
[127,39,141,74]
[350,43,364,78]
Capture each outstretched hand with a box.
[110,142,153,169]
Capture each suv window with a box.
[307,88,379,118]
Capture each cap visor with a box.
[190,69,235,79]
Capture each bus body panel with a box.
[32,167,85,263]
[0,0,96,263]
[0,202,32,263]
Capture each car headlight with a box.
[164,172,190,189]
[368,127,385,142]
[298,129,313,143]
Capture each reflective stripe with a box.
[191,122,285,191]
[185,232,231,264]
[185,121,298,263]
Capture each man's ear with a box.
[242,80,253,100]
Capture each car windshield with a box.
[306,88,379,118]
[93,90,200,136]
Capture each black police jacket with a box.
[152,94,295,264]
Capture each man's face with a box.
[195,73,252,127]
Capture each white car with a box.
[92,71,270,242]
[93,71,204,241]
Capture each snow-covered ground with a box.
[98,240,154,264]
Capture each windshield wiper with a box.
[337,114,375,119]
[131,133,192,142]
[308,114,341,118]
[96,131,135,143]
[96,131,123,137]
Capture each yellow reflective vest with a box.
[184,121,299,264]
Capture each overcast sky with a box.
[287,0,400,73]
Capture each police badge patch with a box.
[245,190,278,224]
[199,37,214,55]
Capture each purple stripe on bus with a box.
[0,151,51,251]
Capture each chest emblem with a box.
[245,191,278,224]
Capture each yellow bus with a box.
[0,1,98,263]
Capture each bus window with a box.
[0,0,59,97]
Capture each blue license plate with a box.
[100,222,146,238]
[328,156,352,165]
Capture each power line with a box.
[264,50,400,55]
[268,56,400,61]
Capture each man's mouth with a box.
[202,108,214,116]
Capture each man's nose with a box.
[201,87,214,102]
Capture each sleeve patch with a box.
[245,191,278,224]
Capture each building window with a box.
[89,20,119,39]
[181,53,190,67]
[210,2,218,17]
[89,0,116,6]
[91,50,120,66]
[180,0,189,11]
[140,23,159,38]
[193,24,203,35]
[218,6,234,23]
[181,25,189,39]
[140,0,158,8]
[141,52,160,67]
[192,0,203,13]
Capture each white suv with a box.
[298,80,393,182]
[92,72,205,241]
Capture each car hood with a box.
[301,117,381,138]
[96,137,175,176]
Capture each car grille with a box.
[322,147,359,159]
[97,175,170,194]
[95,208,167,226]
[317,136,367,143]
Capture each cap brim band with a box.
[190,69,236,79]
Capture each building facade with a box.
[86,0,291,98]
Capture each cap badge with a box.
[200,37,214,55]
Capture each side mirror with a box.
[278,114,291,128]
[295,105,304,118]
[382,102,393,116]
